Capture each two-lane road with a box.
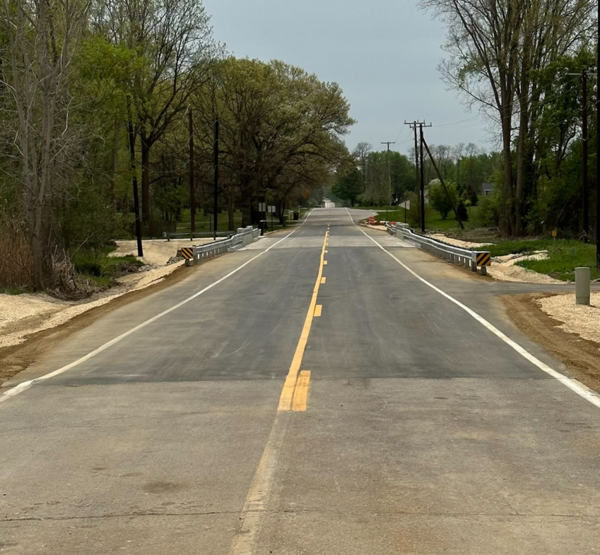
[1,208,599,554]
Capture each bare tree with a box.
[1,0,91,289]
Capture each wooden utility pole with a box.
[188,108,196,238]
[381,141,395,215]
[569,70,591,242]
[126,96,143,258]
[213,118,220,241]
[583,70,589,242]
[405,121,430,231]
[596,10,600,268]
[422,135,465,230]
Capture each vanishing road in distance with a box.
[1,208,599,554]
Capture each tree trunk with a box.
[501,99,515,235]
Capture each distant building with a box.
[481,182,494,196]
[322,198,336,208]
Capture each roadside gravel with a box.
[539,292,600,345]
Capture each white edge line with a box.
[0,214,313,405]
[346,208,600,410]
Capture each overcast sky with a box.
[202,0,492,155]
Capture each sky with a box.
[202,0,492,156]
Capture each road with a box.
[1,208,599,554]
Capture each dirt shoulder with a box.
[502,293,600,395]
[0,263,195,387]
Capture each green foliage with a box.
[428,180,459,220]
[72,247,143,288]
[477,238,597,282]
[332,168,363,206]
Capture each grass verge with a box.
[476,239,597,282]
[72,246,144,289]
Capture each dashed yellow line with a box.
[314,305,322,317]
[277,230,328,411]
[321,277,327,285]
[292,371,311,411]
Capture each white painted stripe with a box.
[346,208,600,410]
[0,215,312,406]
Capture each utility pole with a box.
[381,141,395,217]
[422,135,464,230]
[568,70,592,242]
[597,8,600,268]
[419,126,426,233]
[126,95,143,258]
[188,108,196,239]
[405,121,431,232]
[213,118,220,241]
[583,70,589,243]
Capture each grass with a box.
[177,209,243,233]
[354,205,480,231]
[0,286,30,295]
[354,206,597,282]
[177,208,308,234]
[72,246,143,288]
[470,238,598,282]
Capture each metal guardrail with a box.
[386,222,491,275]
[164,230,233,241]
[178,226,259,265]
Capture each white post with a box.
[575,267,591,305]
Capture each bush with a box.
[476,195,499,227]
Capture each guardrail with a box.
[178,226,259,265]
[386,222,491,275]
[164,230,234,241]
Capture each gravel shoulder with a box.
[0,262,197,386]
[0,239,221,351]
[503,293,600,394]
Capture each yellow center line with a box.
[292,371,311,412]
[277,230,328,411]
[314,305,322,317]
[321,277,327,285]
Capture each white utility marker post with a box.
[575,267,591,305]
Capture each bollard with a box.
[575,267,591,305]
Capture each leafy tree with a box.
[428,180,459,220]
[333,168,363,207]
[95,0,217,224]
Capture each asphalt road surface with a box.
[1,208,599,554]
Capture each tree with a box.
[333,167,363,207]
[194,58,353,226]
[96,0,216,224]
[1,0,91,289]
[422,0,594,235]
[428,180,459,220]
[353,142,372,192]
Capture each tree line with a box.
[332,141,500,216]
[421,0,598,238]
[0,0,354,292]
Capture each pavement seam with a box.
[347,209,600,411]
[0,214,314,407]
